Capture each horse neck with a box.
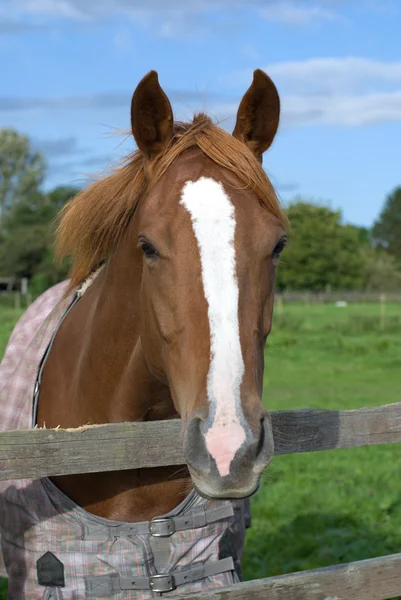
[40,243,175,427]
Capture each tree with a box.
[276,200,369,291]
[0,129,46,232]
[47,185,81,210]
[372,186,401,264]
[0,185,79,289]
[0,127,79,293]
[363,248,401,291]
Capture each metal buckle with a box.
[149,574,176,593]
[149,517,176,537]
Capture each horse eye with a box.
[272,237,287,259]
[139,239,159,259]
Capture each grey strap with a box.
[82,503,234,541]
[42,589,64,600]
[85,557,234,596]
[149,503,234,535]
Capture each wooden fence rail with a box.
[1,402,400,481]
[276,290,401,303]
[180,552,401,600]
[2,289,401,309]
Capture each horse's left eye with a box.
[272,237,287,259]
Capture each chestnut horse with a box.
[36,69,287,522]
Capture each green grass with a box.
[0,308,24,358]
[0,302,400,598]
[243,302,401,600]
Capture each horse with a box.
[0,69,287,598]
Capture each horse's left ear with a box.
[232,69,280,160]
[131,70,174,161]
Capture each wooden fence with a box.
[2,289,401,313]
[0,291,33,311]
[277,290,401,304]
[1,402,401,598]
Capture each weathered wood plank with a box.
[180,552,401,600]
[0,420,184,481]
[272,402,401,455]
[0,402,400,481]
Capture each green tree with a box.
[47,185,81,209]
[0,129,46,232]
[0,185,79,289]
[372,186,401,263]
[276,200,369,291]
[363,248,401,291]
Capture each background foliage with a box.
[1,127,400,296]
[0,129,79,294]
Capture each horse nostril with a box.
[253,413,274,473]
[255,417,266,459]
[183,416,211,475]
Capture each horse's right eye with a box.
[142,243,156,257]
[139,237,159,259]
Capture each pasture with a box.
[0,300,400,599]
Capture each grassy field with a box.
[0,301,400,598]
[244,301,401,600]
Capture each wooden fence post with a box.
[276,295,284,322]
[379,292,386,330]
[14,291,21,312]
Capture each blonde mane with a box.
[56,114,286,288]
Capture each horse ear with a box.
[131,71,174,161]
[232,69,280,160]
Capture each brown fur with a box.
[56,115,286,289]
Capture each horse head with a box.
[129,71,286,499]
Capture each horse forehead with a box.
[176,176,267,239]
[178,177,237,274]
[141,169,267,240]
[180,176,235,214]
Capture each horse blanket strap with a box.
[42,588,64,600]
[81,504,234,541]
[85,558,235,596]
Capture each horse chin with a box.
[191,479,260,501]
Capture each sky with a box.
[1,0,401,227]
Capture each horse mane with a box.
[56,113,286,288]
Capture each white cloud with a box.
[1,0,346,27]
[267,57,401,92]
[208,92,401,128]
[0,88,224,115]
[283,90,401,126]
[20,0,87,20]
[260,2,342,26]
[220,58,401,127]
[0,0,362,40]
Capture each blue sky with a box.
[1,0,400,227]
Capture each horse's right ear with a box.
[131,71,174,162]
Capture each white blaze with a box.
[180,177,246,477]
